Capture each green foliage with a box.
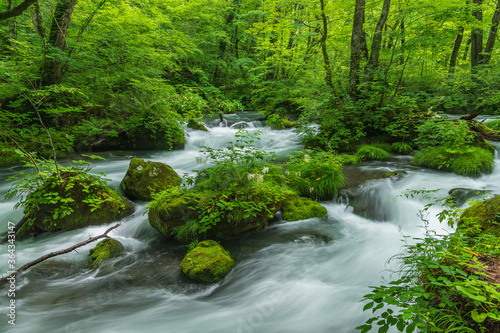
[358,195,500,333]
[412,146,493,177]
[4,154,116,229]
[355,145,390,161]
[414,120,475,150]
[391,142,413,155]
[285,150,344,200]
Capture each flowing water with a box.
[1,113,499,333]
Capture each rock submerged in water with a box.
[89,238,125,269]
[187,119,208,131]
[120,158,181,201]
[180,240,234,283]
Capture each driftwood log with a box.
[1,223,120,283]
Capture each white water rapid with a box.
[1,113,499,333]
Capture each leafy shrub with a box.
[338,154,359,165]
[355,145,390,161]
[358,226,500,333]
[285,150,344,200]
[414,119,475,149]
[266,114,298,130]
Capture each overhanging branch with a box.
[0,0,37,21]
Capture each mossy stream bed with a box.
[1,115,500,333]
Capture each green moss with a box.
[187,119,208,131]
[88,238,124,269]
[458,196,500,237]
[180,240,234,283]
[355,145,390,161]
[120,158,181,201]
[338,154,359,165]
[468,120,500,141]
[282,192,327,221]
[484,119,500,131]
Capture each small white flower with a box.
[285,171,290,176]
[137,165,143,171]
[247,173,255,181]
[232,160,237,165]
[262,167,269,175]
[296,171,301,177]
[309,187,314,193]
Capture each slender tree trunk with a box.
[449,27,464,74]
[7,0,17,42]
[40,0,77,86]
[31,0,45,38]
[349,0,365,97]
[364,0,391,83]
[482,0,500,65]
[319,0,332,89]
[463,37,471,60]
[471,0,483,72]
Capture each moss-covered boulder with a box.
[447,188,488,207]
[458,196,500,237]
[120,158,181,201]
[16,170,134,239]
[148,187,282,242]
[281,193,327,221]
[89,238,124,269]
[180,240,234,283]
[187,119,208,131]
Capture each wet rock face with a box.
[281,194,327,221]
[120,158,181,201]
[180,240,234,283]
[447,188,488,207]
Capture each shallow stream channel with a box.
[1,112,500,333]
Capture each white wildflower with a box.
[309,187,314,194]
[296,171,301,177]
[137,165,143,171]
[247,173,255,181]
[285,171,290,176]
[232,160,237,165]
[262,167,269,175]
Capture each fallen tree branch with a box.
[1,223,120,282]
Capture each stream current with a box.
[1,112,500,333]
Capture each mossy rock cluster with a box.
[16,170,134,239]
[89,238,124,269]
[127,124,185,150]
[120,158,181,201]
[282,193,327,221]
[180,240,234,283]
[148,187,282,242]
[458,195,500,237]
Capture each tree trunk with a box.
[471,0,483,72]
[319,0,333,89]
[449,27,464,74]
[40,0,77,86]
[0,0,36,21]
[482,0,500,65]
[349,0,365,97]
[31,0,45,38]
[364,0,391,83]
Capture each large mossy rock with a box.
[16,170,134,239]
[120,158,181,201]
[281,193,327,221]
[148,188,282,242]
[180,240,234,283]
[89,238,124,269]
[458,196,500,237]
